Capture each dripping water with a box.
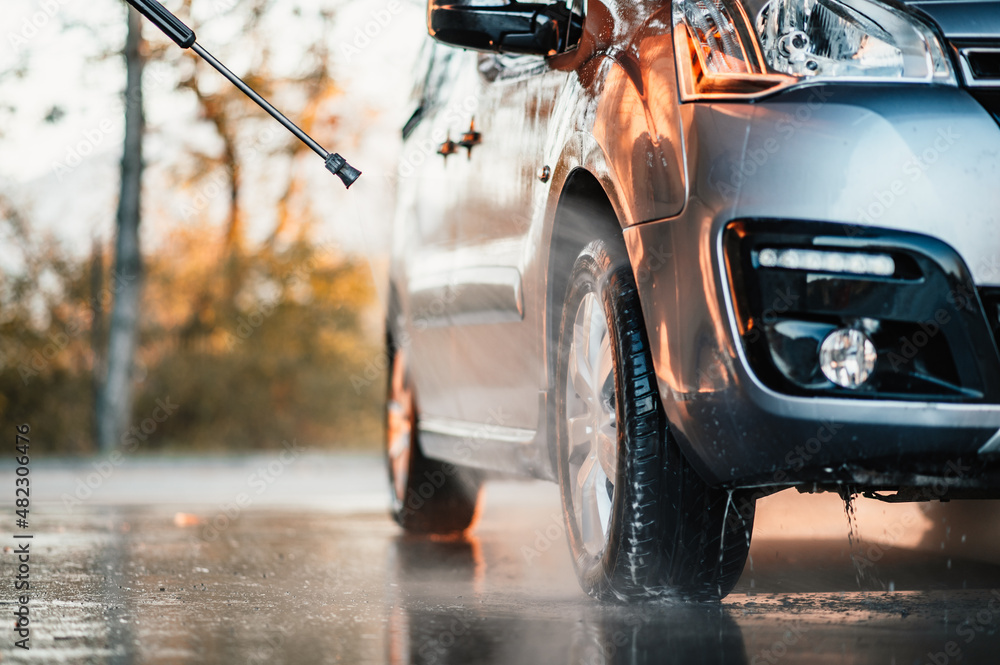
[842,490,862,586]
[841,487,883,589]
[718,489,734,571]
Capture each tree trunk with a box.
[96,7,144,452]
[90,239,106,446]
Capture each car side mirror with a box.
[427,1,583,56]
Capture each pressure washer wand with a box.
[124,0,361,188]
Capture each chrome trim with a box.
[410,265,524,327]
[448,265,524,326]
[420,415,536,444]
[978,427,1000,454]
[957,46,1000,88]
[715,222,1000,426]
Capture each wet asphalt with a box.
[2,453,1000,664]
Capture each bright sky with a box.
[0,0,426,259]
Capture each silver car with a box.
[386,0,1000,599]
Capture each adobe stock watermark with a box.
[520,512,564,564]
[973,252,1000,285]
[871,269,986,375]
[846,457,972,586]
[179,125,277,221]
[60,397,180,511]
[397,407,507,520]
[195,440,304,542]
[7,0,73,53]
[339,0,405,63]
[452,407,509,461]
[723,419,845,534]
[226,296,280,346]
[207,0,248,18]
[51,64,170,182]
[923,589,1000,665]
[578,613,649,665]
[246,627,289,665]
[855,126,961,227]
[395,95,480,182]
[417,610,475,662]
[742,284,799,346]
[351,284,462,394]
[503,195,547,237]
[223,241,339,348]
[848,509,922,584]
[750,624,807,665]
[711,87,835,197]
[15,317,85,385]
[633,244,673,286]
[881,308,953,373]
[690,283,799,391]
[17,269,137,385]
[52,119,115,181]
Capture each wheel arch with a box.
[541,167,626,471]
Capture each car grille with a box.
[957,46,1000,85]
[977,288,1000,354]
[951,42,1000,125]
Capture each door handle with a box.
[438,119,481,160]
[438,136,459,158]
[458,118,481,158]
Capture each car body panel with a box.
[620,83,1000,484]
[392,0,1000,492]
[907,1,1000,40]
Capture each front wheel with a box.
[556,239,754,600]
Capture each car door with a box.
[418,48,569,470]
[393,42,475,421]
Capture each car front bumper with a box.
[623,83,1000,489]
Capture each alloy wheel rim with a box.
[387,350,413,507]
[566,291,617,557]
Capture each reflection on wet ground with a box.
[3,456,1000,663]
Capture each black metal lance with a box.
[123,0,361,188]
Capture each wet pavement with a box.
[3,453,1000,663]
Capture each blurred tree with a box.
[169,0,342,311]
[0,0,382,455]
[137,230,380,450]
[96,6,146,451]
[0,196,96,453]
[90,239,106,445]
[0,213,380,453]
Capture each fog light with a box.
[757,248,895,276]
[819,328,877,389]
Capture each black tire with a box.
[555,239,754,600]
[386,339,481,534]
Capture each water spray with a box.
[124,0,361,188]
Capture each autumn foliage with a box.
[0,213,382,454]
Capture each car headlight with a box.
[672,0,956,100]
